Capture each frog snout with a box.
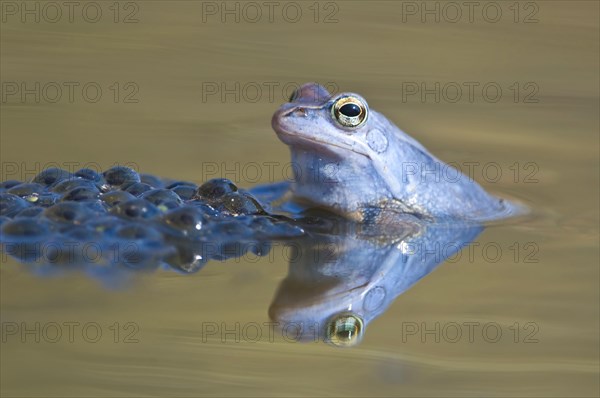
[272,103,306,132]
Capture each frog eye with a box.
[331,96,368,128]
[326,313,364,347]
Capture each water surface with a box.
[1,1,598,396]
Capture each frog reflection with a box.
[3,201,484,348]
[268,215,483,347]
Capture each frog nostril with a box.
[293,108,307,117]
[283,107,307,118]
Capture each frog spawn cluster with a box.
[0,167,304,276]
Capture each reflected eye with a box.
[332,96,368,128]
[326,313,364,347]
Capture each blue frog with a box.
[271,83,524,222]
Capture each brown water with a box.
[1,1,598,396]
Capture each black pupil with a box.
[339,103,361,117]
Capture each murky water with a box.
[1,1,598,396]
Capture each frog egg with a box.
[32,168,73,186]
[170,184,197,201]
[43,202,92,224]
[88,215,129,235]
[112,224,167,270]
[166,181,196,189]
[163,243,207,274]
[82,200,109,215]
[14,207,45,218]
[1,217,53,239]
[100,191,136,207]
[0,180,22,192]
[40,225,106,267]
[208,220,253,244]
[62,224,103,240]
[1,218,55,262]
[51,178,99,194]
[161,206,210,239]
[61,186,100,202]
[114,223,163,241]
[38,239,85,268]
[140,189,183,211]
[102,166,141,188]
[140,173,165,188]
[110,199,160,220]
[74,168,106,185]
[247,240,272,257]
[7,183,46,198]
[7,184,48,205]
[186,201,220,217]
[34,192,60,207]
[0,193,31,217]
[124,182,154,196]
[217,192,266,216]
[61,219,115,266]
[194,178,238,201]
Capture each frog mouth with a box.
[275,130,371,159]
